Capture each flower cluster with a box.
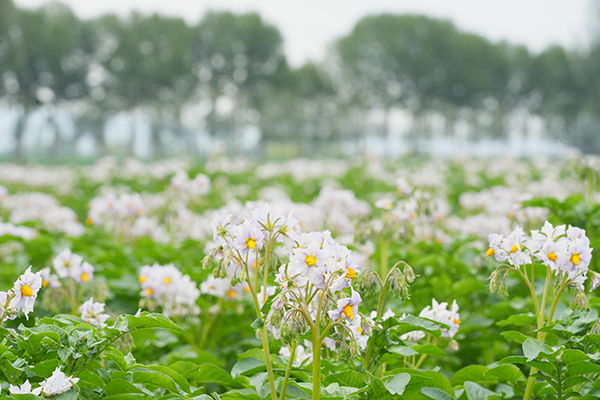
[138,263,200,317]
[170,170,211,196]
[487,222,594,291]
[0,266,43,321]
[402,299,461,343]
[87,193,145,226]
[9,368,79,397]
[53,249,95,284]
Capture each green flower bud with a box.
[498,280,509,297]
[403,263,416,283]
[355,269,381,296]
[489,270,500,293]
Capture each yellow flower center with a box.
[246,238,257,249]
[345,267,356,279]
[164,277,172,284]
[357,326,363,334]
[343,305,354,320]
[511,245,519,253]
[305,255,316,267]
[396,188,403,195]
[453,318,461,324]
[508,211,515,219]
[486,248,495,257]
[244,286,250,293]
[146,288,153,295]
[228,290,237,298]
[20,284,33,297]
[139,276,147,283]
[548,252,557,261]
[571,253,580,265]
[42,280,49,288]
[64,260,71,268]
[81,273,89,282]
[85,217,93,225]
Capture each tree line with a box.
[1,0,599,160]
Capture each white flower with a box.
[52,249,83,279]
[375,198,394,210]
[328,289,362,321]
[9,380,42,395]
[233,220,265,255]
[189,173,211,195]
[73,262,95,284]
[11,266,43,319]
[79,298,110,329]
[41,367,79,397]
[41,267,61,288]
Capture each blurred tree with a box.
[192,11,287,150]
[2,2,88,161]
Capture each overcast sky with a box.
[14,0,596,67]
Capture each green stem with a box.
[279,341,297,400]
[69,278,78,315]
[312,328,321,400]
[247,268,278,400]
[198,299,222,349]
[362,266,395,372]
[379,238,389,278]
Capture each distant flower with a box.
[79,298,109,329]
[52,249,83,279]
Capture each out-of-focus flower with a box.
[79,298,109,329]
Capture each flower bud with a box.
[238,268,248,283]
[201,254,212,270]
[449,339,459,351]
[498,280,509,297]
[267,307,284,327]
[349,340,359,358]
[591,319,600,335]
[289,310,309,336]
[403,264,416,283]
[571,290,589,311]
[489,270,500,293]
[355,269,380,296]
[389,269,409,299]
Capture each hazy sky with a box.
[14,0,595,67]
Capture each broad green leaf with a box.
[323,371,365,388]
[561,349,591,365]
[132,369,182,394]
[383,373,410,395]
[188,363,240,387]
[230,357,265,378]
[413,344,447,358]
[484,365,525,384]
[421,387,454,400]
[104,379,144,396]
[451,365,489,386]
[500,331,530,344]
[496,314,536,327]
[522,338,554,361]
[566,361,600,376]
[464,381,497,400]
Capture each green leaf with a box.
[102,347,128,371]
[566,361,600,376]
[104,379,144,396]
[388,346,418,357]
[147,365,190,393]
[451,365,489,386]
[230,358,265,378]
[522,338,554,361]
[484,365,525,384]
[168,361,198,377]
[421,387,454,400]
[413,344,447,358]
[561,349,591,365]
[500,331,530,344]
[464,381,498,400]
[125,313,187,335]
[132,369,182,394]
[496,313,536,327]
[188,364,240,388]
[383,373,410,395]
[323,371,365,388]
